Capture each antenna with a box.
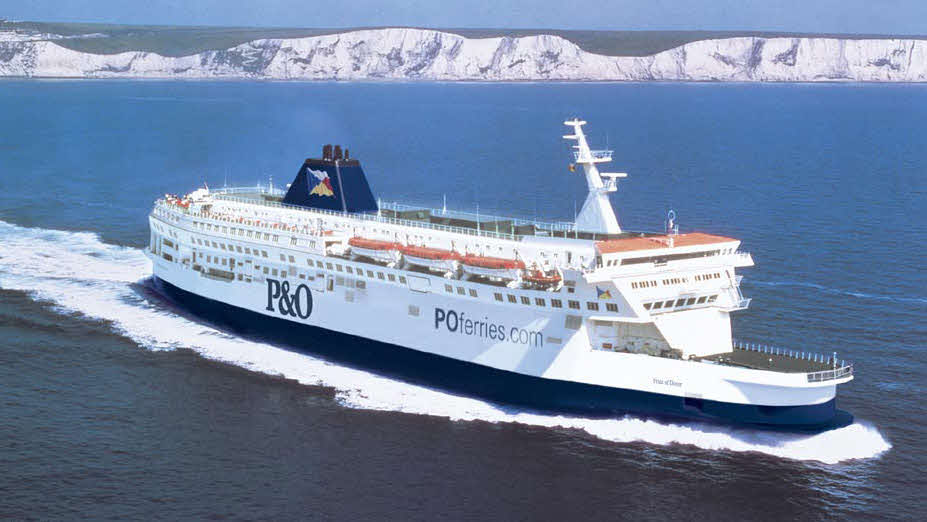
[442,194,447,215]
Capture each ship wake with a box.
[0,220,892,464]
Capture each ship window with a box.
[520,296,530,305]
[280,254,285,261]
[458,287,466,295]
[317,261,324,268]
[272,268,278,276]
[356,280,366,289]
[445,284,453,293]
[262,251,268,258]
[507,294,517,303]
[299,274,305,279]
[367,270,374,277]
[281,271,287,278]
[244,248,250,254]
[326,263,333,270]
[568,300,580,309]
[236,246,242,253]
[664,300,674,308]
[586,302,599,311]
[336,276,344,286]
[606,303,618,312]
[551,299,562,308]
[220,244,226,250]
[565,315,582,330]
[535,298,546,306]
[708,295,718,302]
[652,301,663,309]
[687,298,697,306]
[377,272,384,280]
[408,305,420,317]
[263,233,270,240]
[676,299,687,307]
[263,267,269,274]
[494,293,503,302]
[228,244,234,250]
[336,264,343,272]
[631,282,637,289]
[346,266,353,274]
[469,289,478,298]
[247,231,253,238]
[399,276,407,284]
[273,235,279,242]
[697,296,707,304]
[289,255,295,263]
[643,302,652,310]
[388,274,396,282]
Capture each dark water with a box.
[0,80,924,520]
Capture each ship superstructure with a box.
[146,121,853,429]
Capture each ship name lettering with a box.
[266,278,313,319]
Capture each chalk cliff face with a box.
[1,27,925,82]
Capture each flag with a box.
[597,286,612,299]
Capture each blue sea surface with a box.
[0,80,924,520]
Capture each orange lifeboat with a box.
[401,245,461,273]
[348,237,402,264]
[460,255,525,280]
[522,269,562,287]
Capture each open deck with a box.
[699,342,853,382]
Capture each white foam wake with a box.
[0,220,892,464]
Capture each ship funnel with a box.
[283,146,378,214]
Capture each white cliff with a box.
[1,27,925,82]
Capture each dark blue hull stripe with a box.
[151,277,852,432]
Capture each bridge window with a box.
[507,294,517,303]
[586,302,599,311]
[494,293,503,302]
[520,296,530,305]
[568,300,580,310]
[469,289,478,298]
[606,303,618,312]
[551,299,562,308]
[535,298,546,306]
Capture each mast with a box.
[563,119,625,234]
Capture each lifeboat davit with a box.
[460,255,525,281]
[401,245,461,273]
[522,269,562,288]
[348,237,402,264]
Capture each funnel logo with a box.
[307,167,334,197]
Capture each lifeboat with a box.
[348,237,402,264]
[522,269,562,289]
[460,255,525,281]
[401,245,461,273]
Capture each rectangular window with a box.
[606,303,618,312]
[289,255,295,263]
[568,300,580,310]
[399,276,407,284]
[272,268,278,276]
[377,272,384,280]
[367,270,374,277]
[262,251,268,258]
[281,271,287,279]
[707,295,718,302]
[326,263,333,270]
[355,280,366,289]
[507,294,517,303]
[587,302,599,311]
[535,298,546,306]
[445,284,453,293]
[336,264,343,272]
[469,289,478,298]
[664,300,674,308]
[494,293,503,302]
[551,299,562,308]
[686,298,697,306]
[652,301,663,309]
[520,296,530,305]
[408,305,420,317]
[643,302,652,310]
[263,267,269,274]
[457,287,466,295]
[676,299,687,307]
[388,274,396,282]
[697,296,707,304]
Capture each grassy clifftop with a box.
[3,20,922,58]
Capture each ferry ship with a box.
[146,120,854,430]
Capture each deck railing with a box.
[732,340,853,382]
